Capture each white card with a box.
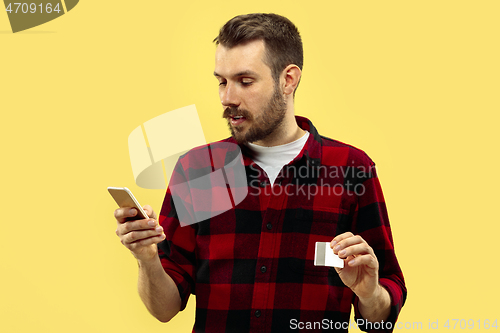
[314,242,344,268]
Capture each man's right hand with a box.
[114,205,166,262]
[115,206,181,322]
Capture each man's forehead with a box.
[214,40,271,77]
[213,69,260,78]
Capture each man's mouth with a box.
[230,116,246,126]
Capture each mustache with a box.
[222,107,252,120]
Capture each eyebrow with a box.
[213,70,259,79]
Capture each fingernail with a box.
[331,241,337,248]
[148,220,156,227]
[339,249,346,256]
[155,226,163,233]
[129,208,136,215]
[349,259,356,265]
[334,245,340,251]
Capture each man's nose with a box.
[220,83,240,107]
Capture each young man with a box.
[114,13,406,332]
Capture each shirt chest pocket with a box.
[283,207,351,277]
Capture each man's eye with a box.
[219,81,227,86]
[241,80,253,86]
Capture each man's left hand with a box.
[330,232,379,300]
[330,232,391,322]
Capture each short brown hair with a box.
[214,13,303,85]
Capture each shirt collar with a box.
[294,115,323,168]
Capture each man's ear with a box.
[282,64,302,96]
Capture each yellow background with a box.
[1,1,499,332]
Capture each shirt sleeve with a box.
[157,159,198,311]
[351,161,407,332]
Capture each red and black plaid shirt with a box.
[158,116,406,332]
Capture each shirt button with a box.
[260,266,267,273]
[259,181,267,188]
[255,310,261,318]
[266,223,272,230]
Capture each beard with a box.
[222,84,287,145]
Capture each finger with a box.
[121,226,164,246]
[332,234,366,254]
[116,218,157,236]
[128,233,166,251]
[347,254,378,271]
[330,232,355,249]
[337,242,374,259]
[334,254,356,274]
[143,205,157,221]
[114,207,139,223]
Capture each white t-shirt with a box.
[246,131,310,186]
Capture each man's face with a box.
[214,40,287,145]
